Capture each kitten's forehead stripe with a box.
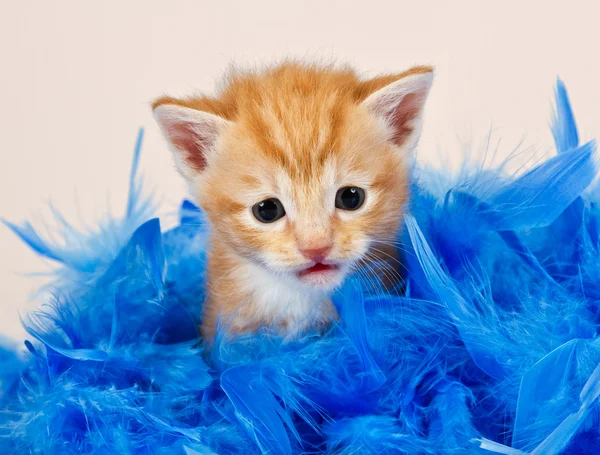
[243,87,351,180]
[244,113,294,171]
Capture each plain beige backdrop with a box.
[1,0,599,340]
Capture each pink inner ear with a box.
[166,121,208,172]
[387,92,424,147]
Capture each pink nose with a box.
[300,245,332,263]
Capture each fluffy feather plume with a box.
[2,81,600,454]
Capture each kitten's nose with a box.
[300,245,332,263]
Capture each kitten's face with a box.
[153,63,432,292]
[196,104,409,291]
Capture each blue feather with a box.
[552,79,579,153]
[221,366,294,455]
[488,141,597,231]
[333,279,387,393]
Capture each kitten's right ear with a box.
[360,68,433,152]
[153,103,232,180]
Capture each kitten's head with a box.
[153,63,433,292]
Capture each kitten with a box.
[152,62,433,342]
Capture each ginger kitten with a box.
[153,62,433,342]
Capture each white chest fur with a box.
[236,262,333,337]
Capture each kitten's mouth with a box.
[296,263,340,279]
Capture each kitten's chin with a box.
[294,264,347,291]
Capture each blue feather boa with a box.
[2,81,600,455]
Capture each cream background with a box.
[0,0,599,340]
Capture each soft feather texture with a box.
[2,81,600,454]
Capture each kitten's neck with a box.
[201,237,337,341]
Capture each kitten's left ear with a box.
[153,102,232,180]
[361,69,433,150]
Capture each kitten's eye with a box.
[252,198,286,223]
[335,186,365,211]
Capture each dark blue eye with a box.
[335,187,365,210]
[252,198,286,223]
